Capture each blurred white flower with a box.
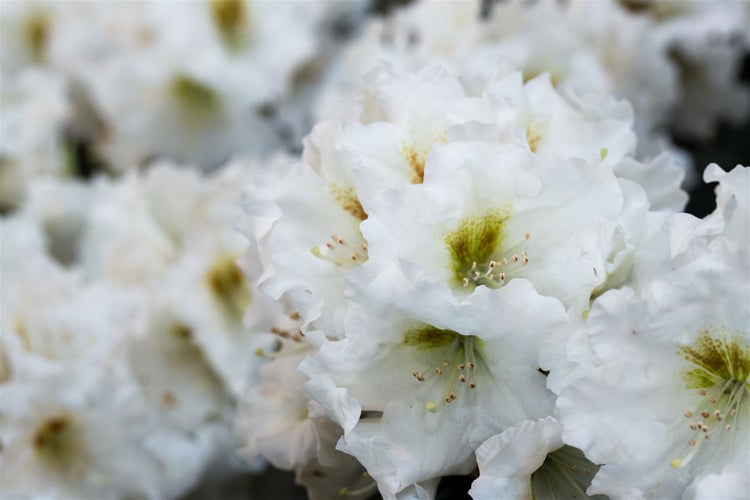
[0,68,71,211]
[0,338,160,499]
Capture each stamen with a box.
[460,246,530,289]
[416,335,481,412]
[311,233,369,267]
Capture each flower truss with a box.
[238,47,748,498]
[1,0,748,499]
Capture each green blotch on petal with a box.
[681,327,750,389]
[210,0,249,50]
[401,325,459,350]
[205,255,251,322]
[445,210,509,286]
[171,74,219,115]
[25,11,49,63]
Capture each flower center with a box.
[33,414,89,475]
[311,234,369,267]
[444,211,530,290]
[205,255,251,321]
[670,329,749,469]
[24,11,49,63]
[171,74,220,117]
[401,325,483,413]
[209,0,249,50]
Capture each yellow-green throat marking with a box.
[671,327,749,469]
[401,325,483,413]
[445,210,529,289]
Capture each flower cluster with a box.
[1,0,748,499]
[239,51,748,497]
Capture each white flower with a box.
[49,0,327,169]
[361,140,646,315]
[0,367,161,499]
[245,62,667,338]
[554,166,749,498]
[241,153,369,333]
[301,275,564,497]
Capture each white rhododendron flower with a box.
[555,165,749,498]
[359,140,648,315]
[243,61,682,332]
[301,278,564,497]
[0,371,162,499]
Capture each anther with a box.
[525,232,530,240]
[689,440,696,446]
[442,360,449,366]
[684,411,693,417]
[463,278,469,287]
[489,261,496,269]
[467,363,475,369]
[435,368,443,375]
[698,389,707,396]
[469,382,476,388]
[701,412,710,419]
[459,375,466,382]
[459,363,465,370]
